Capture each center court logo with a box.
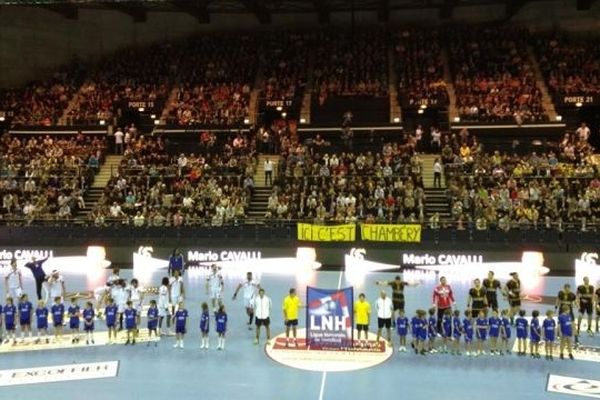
[547,374,600,398]
[265,328,393,372]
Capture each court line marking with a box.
[318,269,344,400]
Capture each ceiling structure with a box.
[0,0,595,23]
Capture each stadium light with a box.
[0,117,5,122]
[453,117,460,123]
[276,106,283,111]
[393,117,400,123]
[99,120,106,125]
[300,118,306,124]
[150,114,156,119]
[154,119,160,125]
[419,104,427,110]
[417,109,424,114]
[555,115,562,121]
[281,112,287,118]
[575,102,583,108]
[138,107,145,112]
[243,118,250,124]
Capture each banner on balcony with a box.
[360,224,421,242]
[297,223,356,242]
[306,287,354,350]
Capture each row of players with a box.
[0,294,229,350]
[363,298,576,360]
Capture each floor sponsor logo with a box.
[0,361,119,386]
[265,328,393,372]
[547,374,600,398]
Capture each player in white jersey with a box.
[169,270,185,315]
[206,265,224,312]
[128,278,144,324]
[233,272,260,328]
[93,267,121,316]
[44,270,65,304]
[158,277,171,335]
[4,260,23,299]
[112,280,128,331]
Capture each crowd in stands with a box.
[448,27,546,124]
[260,33,310,103]
[265,130,425,222]
[0,133,106,223]
[0,66,83,126]
[394,30,448,108]
[535,34,600,95]
[67,45,173,125]
[167,35,257,127]
[90,132,256,227]
[440,128,599,231]
[314,29,388,104]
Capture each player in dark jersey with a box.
[556,283,577,344]
[576,276,594,336]
[468,279,488,318]
[376,275,418,325]
[482,271,501,312]
[503,272,521,324]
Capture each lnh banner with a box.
[306,287,354,350]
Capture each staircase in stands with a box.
[247,154,279,221]
[527,46,558,121]
[75,155,122,220]
[419,154,451,221]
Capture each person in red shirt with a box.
[432,276,455,331]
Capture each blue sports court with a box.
[1,265,599,400]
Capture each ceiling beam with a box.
[312,0,329,24]
[108,2,148,23]
[377,0,389,22]
[439,0,457,19]
[505,0,528,18]
[43,3,78,20]
[170,0,210,23]
[241,0,270,24]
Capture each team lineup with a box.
[3,254,600,362]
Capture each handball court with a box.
[1,267,599,400]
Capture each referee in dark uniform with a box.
[376,275,415,326]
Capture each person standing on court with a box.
[433,158,443,188]
[432,276,455,332]
[114,127,124,154]
[24,256,50,300]
[282,288,302,347]
[168,249,185,276]
[467,278,487,318]
[5,259,23,300]
[264,158,273,186]
[376,275,418,325]
[504,272,521,324]
[376,291,393,347]
[254,288,272,345]
[482,271,501,312]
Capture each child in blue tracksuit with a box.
[51,297,65,341]
[216,305,228,350]
[396,310,409,353]
[441,309,452,353]
[35,300,49,344]
[475,310,488,356]
[558,305,574,360]
[68,298,80,344]
[147,300,159,347]
[452,309,462,355]
[200,302,210,349]
[105,298,118,344]
[488,310,501,355]
[500,309,511,355]
[3,297,16,344]
[529,310,541,358]
[427,308,437,353]
[543,310,556,360]
[411,310,427,355]
[515,310,528,356]
[463,310,474,356]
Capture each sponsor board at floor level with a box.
[0,361,119,386]
[547,374,600,399]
